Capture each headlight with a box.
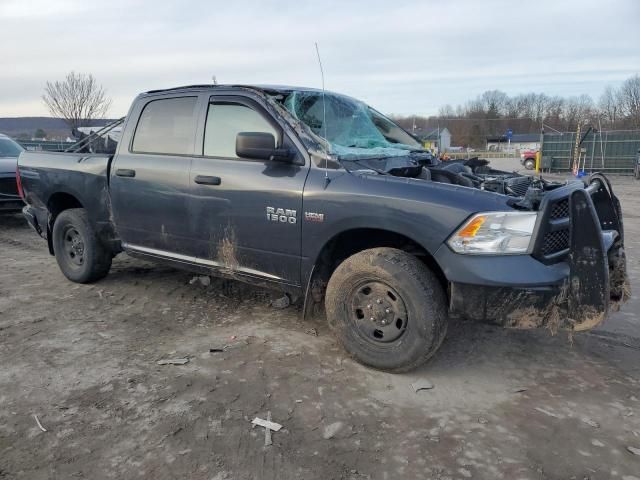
[447,211,537,255]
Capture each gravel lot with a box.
[1,171,640,479]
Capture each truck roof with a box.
[145,84,325,95]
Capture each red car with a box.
[520,149,537,170]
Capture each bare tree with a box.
[618,74,640,129]
[480,90,508,118]
[545,96,565,128]
[561,95,595,131]
[42,72,112,131]
[532,93,550,124]
[437,104,455,118]
[599,86,622,127]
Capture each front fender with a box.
[299,168,514,287]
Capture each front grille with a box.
[550,199,569,219]
[0,177,19,197]
[505,177,532,197]
[541,229,569,255]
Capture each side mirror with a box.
[236,132,292,161]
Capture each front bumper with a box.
[439,174,628,331]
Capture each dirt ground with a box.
[1,170,640,480]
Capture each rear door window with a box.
[132,97,198,155]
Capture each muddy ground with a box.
[1,171,640,479]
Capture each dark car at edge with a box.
[0,133,25,212]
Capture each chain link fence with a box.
[17,140,75,151]
[542,130,640,174]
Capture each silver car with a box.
[0,133,25,211]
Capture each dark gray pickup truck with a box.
[17,84,628,371]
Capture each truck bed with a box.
[17,151,117,247]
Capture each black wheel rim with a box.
[349,281,408,344]
[63,226,85,266]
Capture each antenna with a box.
[314,42,330,186]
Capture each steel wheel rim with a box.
[63,226,85,266]
[349,280,408,344]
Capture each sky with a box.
[1,0,639,118]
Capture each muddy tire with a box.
[524,159,535,170]
[52,208,112,283]
[325,248,448,372]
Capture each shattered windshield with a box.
[281,90,422,159]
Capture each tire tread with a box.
[52,208,112,283]
[325,247,448,372]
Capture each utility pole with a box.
[538,121,544,174]
[572,122,582,176]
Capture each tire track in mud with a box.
[0,233,41,252]
[0,214,42,251]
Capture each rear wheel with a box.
[325,248,448,372]
[52,208,112,283]
[524,158,535,170]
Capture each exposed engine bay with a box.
[343,154,567,211]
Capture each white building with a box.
[486,133,540,152]
[418,127,451,153]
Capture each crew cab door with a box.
[110,95,199,253]
[188,94,309,286]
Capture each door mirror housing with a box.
[236,132,292,161]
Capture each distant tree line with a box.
[391,74,640,149]
[15,129,47,140]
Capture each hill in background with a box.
[0,117,116,140]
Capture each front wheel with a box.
[325,248,448,372]
[524,158,535,170]
[52,208,112,283]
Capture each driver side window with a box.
[203,102,278,158]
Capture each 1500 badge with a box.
[304,212,325,223]
[266,207,297,224]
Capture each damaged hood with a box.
[344,154,570,210]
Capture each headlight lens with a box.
[448,211,537,255]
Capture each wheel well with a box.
[313,228,448,293]
[46,192,84,254]
[48,192,83,224]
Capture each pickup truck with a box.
[17,84,628,372]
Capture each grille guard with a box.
[566,174,628,330]
[448,173,629,331]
